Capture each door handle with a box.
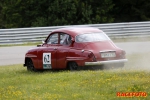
[54,48,57,50]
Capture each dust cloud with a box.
[88,41,150,71]
[123,52,150,71]
[115,41,150,71]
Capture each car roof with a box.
[52,27,103,37]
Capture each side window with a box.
[60,33,72,45]
[47,33,58,44]
[60,33,66,43]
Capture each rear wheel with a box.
[68,62,78,71]
[26,59,36,71]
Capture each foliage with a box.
[0,0,150,28]
[112,0,150,22]
[0,0,114,28]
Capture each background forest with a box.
[0,0,150,28]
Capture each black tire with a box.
[68,62,78,71]
[27,59,36,72]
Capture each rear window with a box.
[75,32,110,42]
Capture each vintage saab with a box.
[23,27,127,71]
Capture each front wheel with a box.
[68,62,78,71]
[27,59,36,72]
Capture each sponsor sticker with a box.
[43,53,52,69]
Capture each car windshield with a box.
[75,32,110,42]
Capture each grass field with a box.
[0,64,150,100]
[0,40,150,100]
[0,42,41,47]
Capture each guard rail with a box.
[0,21,150,45]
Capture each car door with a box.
[56,33,72,69]
[37,33,59,69]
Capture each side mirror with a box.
[37,40,45,47]
[37,44,42,47]
[42,40,45,44]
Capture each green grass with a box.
[0,42,41,47]
[0,64,150,100]
[0,52,150,100]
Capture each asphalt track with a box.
[0,41,150,66]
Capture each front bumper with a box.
[85,59,128,66]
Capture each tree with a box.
[0,0,114,28]
[0,0,6,28]
[87,0,115,23]
[112,0,150,22]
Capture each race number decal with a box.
[43,53,52,69]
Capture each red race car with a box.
[23,27,127,71]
